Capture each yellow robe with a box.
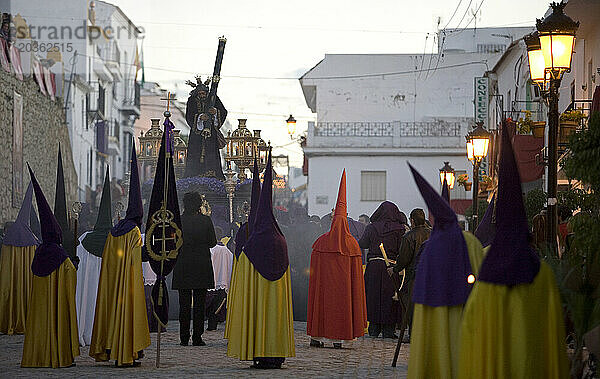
[458,261,569,378]
[21,259,80,368]
[226,252,295,360]
[224,254,238,340]
[89,228,150,366]
[408,232,484,379]
[0,244,36,334]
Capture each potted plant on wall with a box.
[479,174,492,193]
[559,109,586,144]
[517,110,546,138]
[457,173,472,191]
[517,110,533,134]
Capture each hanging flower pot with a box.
[559,109,586,145]
[532,121,546,138]
[478,175,492,193]
[464,182,472,191]
[559,120,578,144]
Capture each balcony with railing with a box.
[107,119,121,155]
[104,42,122,80]
[86,82,106,123]
[307,119,470,150]
[120,81,141,117]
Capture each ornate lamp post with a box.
[138,118,163,182]
[223,162,237,224]
[172,129,187,179]
[286,114,297,138]
[139,118,187,180]
[526,2,578,251]
[439,161,456,190]
[465,122,492,229]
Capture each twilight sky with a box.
[108,0,550,166]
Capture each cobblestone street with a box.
[0,322,408,378]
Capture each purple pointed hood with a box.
[441,176,450,203]
[243,150,289,281]
[478,122,540,286]
[27,164,69,277]
[409,163,474,307]
[111,141,143,236]
[474,194,496,248]
[234,159,261,258]
[3,182,40,247]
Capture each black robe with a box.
[172,212,217,290]
[183,92,228,180]
[359,224,404,325]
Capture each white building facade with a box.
[2,0,141,201]
[300,27,533,219]
[486,0,599,191]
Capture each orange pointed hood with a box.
[312,170,361,256]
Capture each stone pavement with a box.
[0,322,409,378]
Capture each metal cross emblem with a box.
[160,92,177,114]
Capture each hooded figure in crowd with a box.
[359,201,407,338]
[226,150,295,369]
[89,144,150,367]
[225,159,260,339]
[21,165,79,368]
[307,170,367,348]
[0,182,40,335]
[458,122,568,378]
[76,166,112,346]
[406,163,484,378]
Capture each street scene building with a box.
[300,27,532,220]
[1,0,141,202]
[0,0,599,377]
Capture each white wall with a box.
[442,27,534,53]
[300,27,538,218]
[560,0,600,112]
[307,154,470,219]
[301,52,498,123]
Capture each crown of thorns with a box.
[185,75,211,88]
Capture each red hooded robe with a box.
[307,170,367,340]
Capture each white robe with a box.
[75,232,102,347]
[209,244,233,292]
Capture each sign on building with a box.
[474,77,489,129]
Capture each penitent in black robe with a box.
[184,91,228,180]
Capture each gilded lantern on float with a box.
[225,119,268,180]
[139,118,188,180]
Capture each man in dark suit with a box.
[172,192,217,346]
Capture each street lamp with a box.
[524,32,547,85]
[465,122,492,229]
[286,115,297,137]
[528,2,578,251]
[439,161,456,189]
